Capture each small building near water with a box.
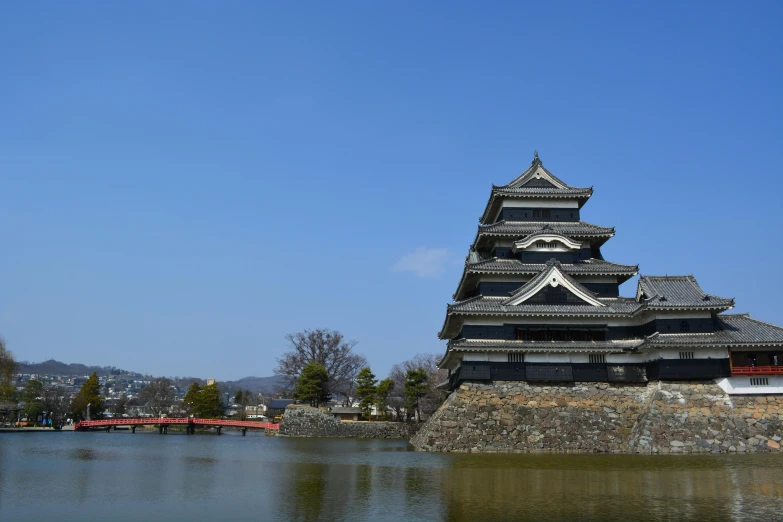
[330,407,363,421]
[267,399,296,419]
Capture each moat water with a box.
[1,431,782,521]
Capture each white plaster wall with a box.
[462,317,612,326]
[455,349,729,365]
[651,348,728,360]
[715,376,783,395]
[472,274,529,282]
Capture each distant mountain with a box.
[16,359,140,377]
[226,375,286,394]
[17,359,285,394]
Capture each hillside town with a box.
[0,329,445,427]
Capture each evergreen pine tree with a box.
[355,367,377,420]
[71,372,105,421]
[375,378,395,420]
[183,382,202,416]
[294,362,330,407]
[403,368,429,421]
[197,383,224,418]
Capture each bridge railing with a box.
[74,417,280,431]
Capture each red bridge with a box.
[74,417,280,435]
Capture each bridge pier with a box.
[105,426,111,433]
[241,428,247,436]
[216,426,222,435]
[159,425,168,434]
[131,426,136,433]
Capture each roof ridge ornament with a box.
[532,150,541,165]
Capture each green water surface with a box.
[1,431,781,521]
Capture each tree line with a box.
[278,329,446,421]
[1,327,448,424]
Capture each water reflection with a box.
[1,435,782,521]
[283,462,327,521]
[439,454,783,521]
[181,440,217,501]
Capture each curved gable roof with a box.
[502,260,606,307]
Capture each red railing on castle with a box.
[731,366,783,376]
[74,417,280,431]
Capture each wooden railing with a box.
[731,366,783,376]
[74,417,280,431]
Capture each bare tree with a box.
[41,384,71,425]
[138,378,175,417]
[388,353,448,420]
[275,329,367,405]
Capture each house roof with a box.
[452,257,639,301]
[649,314,783,347]
[440,270,736,339]
[447,296,641,314]
[449,338,643,352]
[473,221,615,250]
[637,275,734,309]
[439,338,644,366]
[330,407,363,414]
[467,257,638,275]
[440,315,783,366]
[501,260,605,307]
[480,154,593,223]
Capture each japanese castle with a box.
[439,153,783,394]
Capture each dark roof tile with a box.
[466,258,638,275]
[650,314,783,346]
[638,275,733,308]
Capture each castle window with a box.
[750,377,769,386]
[679,320,690,332]
[589,354,606,364]
[542,210,550,218]
[679,351,694,360]
[508,353,524,363]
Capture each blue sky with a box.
[1,2,781,380]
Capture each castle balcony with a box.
[731,366,783,376]
[730,351,782,376]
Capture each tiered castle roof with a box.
[439,153,781,359]
[479,152,593,223]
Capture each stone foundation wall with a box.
[410,381,783,453]
[279,405,418,439]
